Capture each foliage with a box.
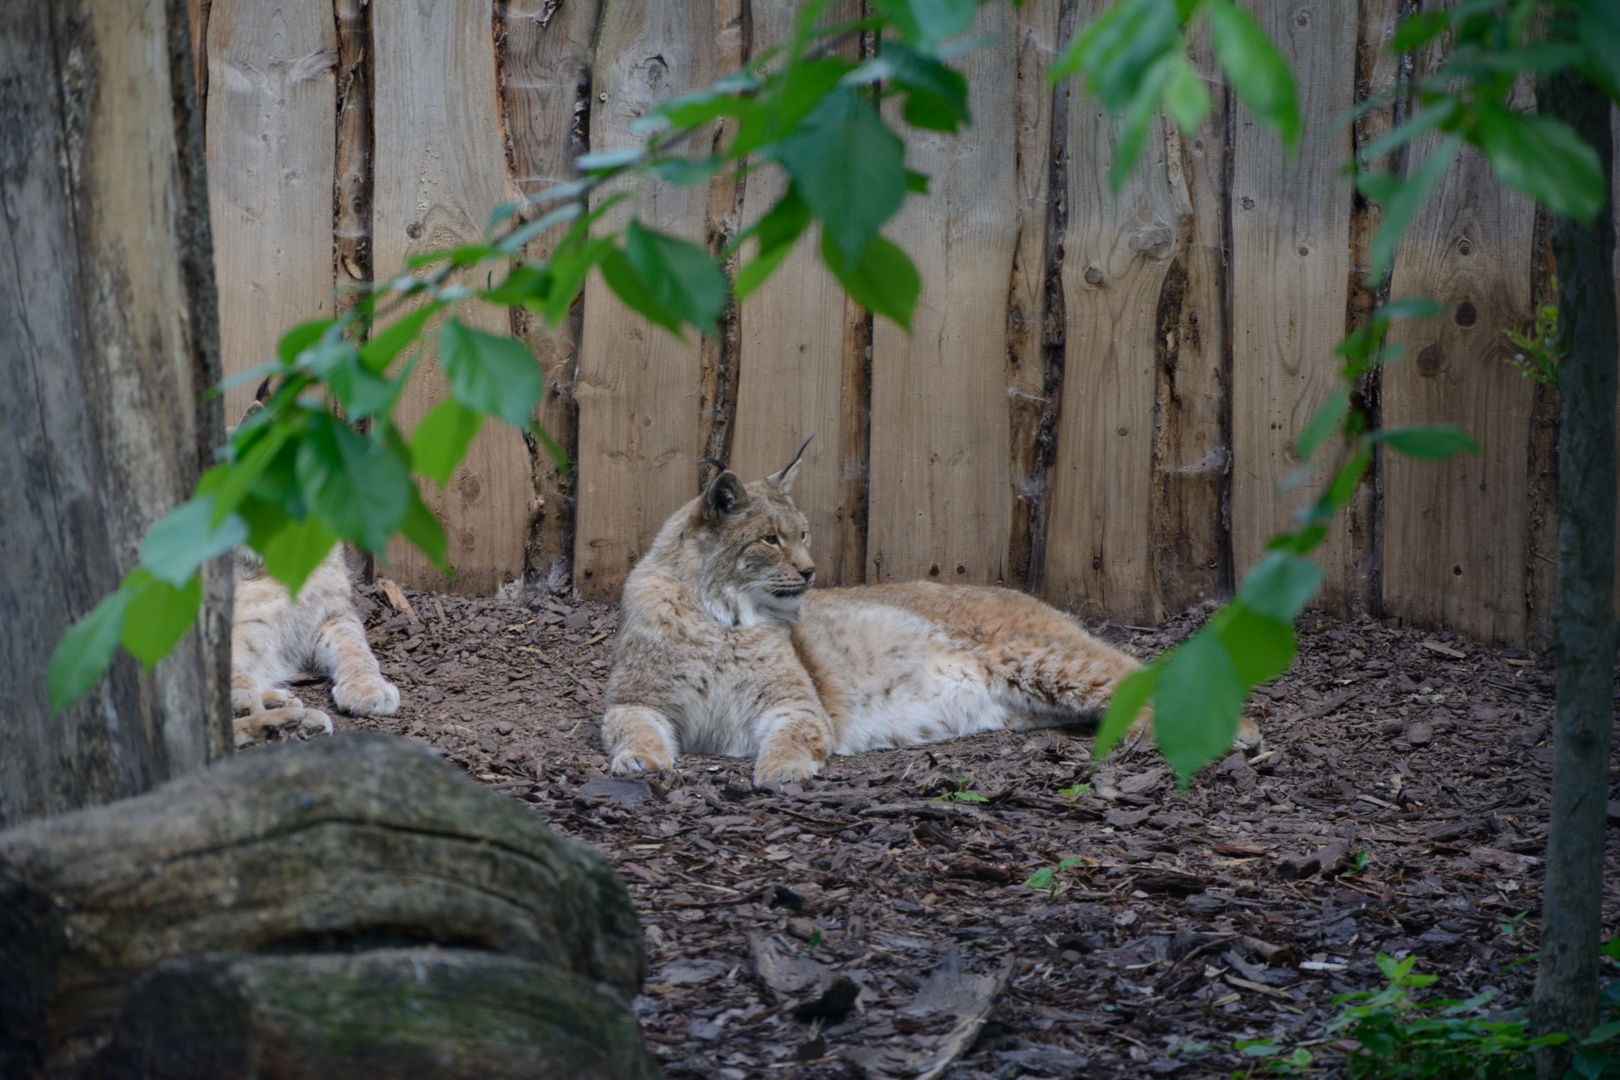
[1503,279,1562,387]
[1232,1037,1314,1078]
[930,776,989,803]
[1025,856,1084,901]
[1057,782,1091,805]
[47,0,999,712]
[803,929,823,958]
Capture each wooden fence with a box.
[192,0,1619,648]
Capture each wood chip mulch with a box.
[273,584,1620,1080]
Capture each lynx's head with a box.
[684,441,816,625]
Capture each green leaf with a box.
[773,86,908,264]
[1026,866,1055,890]
[48,585,134,712]
[736,186,813,300]
[326,351,402,419]
[1162,51,1211,135]
[1295,386,1349,462]
[1360,135,1461,281]
[1207,0,1301,152]
[295,413,412,553]
[881,42,971,133]
[278,318,337,365]
[400,485,451,575]
[258,514,339,599]
[1217,605,1297,686]
[539,234,614,327]
[1050,0,1180,109]
[820,231,921,330]
[731,57,851,159]
[624,220,729,332]
[360,302,443,373]
[1239,550,1323,622]
[140,496,249,586]
[120,567,202,668]
[1111,55,1172,193]
[481,263,551,306]
[1372,424,1483,459]
[1389,9,1448,52]
[494,201,582,255]
[411,397,485,487]
[1092,664,1157,760]
[875,0,977,50]
[1153,626,1246,785]
[575,146,643,173]
[1577,0,1620,101]
[437,318,544,428]
[1472,103,1606,223]
[647,155,726,186]
[1584,1021,1620,1046]
[600,247,687,339]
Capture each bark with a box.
[0,732,645,1078]
[1530,70,1618,1074]
[81,949,660,1080]
[0,0,231,828]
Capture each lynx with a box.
[602,449,1253,786]
[229,392,399,745]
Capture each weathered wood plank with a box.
[1152,24,1229,616]
[867,4,1018,587]
[1382,136,1537,643]
[1228,0,1359,606]
[373,0,532,593]
[731,1,865,584]
[1042,1,1183,624]
[499,0,602,589]
[574,0,717,600]
[204,0,336,422]
[1004,0,1064,592]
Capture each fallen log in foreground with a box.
[80,948,660,1080]
[0,732,646,1078]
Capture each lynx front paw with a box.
[333,675,400,716]
[753,746,822,787]
[297,709,334,738]
[609,741,675,776]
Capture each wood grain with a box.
[1382,139,1536,643]
[204,0,336,423]
[499,0,602,589]
[1042,1,1184,624]
[373,0,532,593]
[574,0,717,600]
[1228,0,1359,605]
[867,3,1018,587]
[730,1,865,585]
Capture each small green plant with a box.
[1058,782,1092,805]
[1326,952,1570,1078]
[1349,848,1371,875]
[930,776,989,804]
[1025,857,1085,901]
[803,929,823,959]
[1233,1038,1313,1078]
[1497,911,1528,940]
[1503,279,1561,387]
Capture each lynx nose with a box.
[800,565,816,583]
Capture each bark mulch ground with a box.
[276,582,1620,1079]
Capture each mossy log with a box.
[0,733,643,1077]
[79,949,660,1080]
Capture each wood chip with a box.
[378,578,420,623]
[1419,640,1467,659]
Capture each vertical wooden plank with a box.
[204,0,335,422]
[1004,0,1063,592]
[1152,26,1230,616]
[1041,1,1182,624]
[1381,133,1536,643]
[1228,1,1358,604]
[1612,103,1619,619]
[731,0,865,584]
[867,4,1018,587]
[574,1,716,600]
[373,0,532,593]
[499,0,602,588]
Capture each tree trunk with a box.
[82,949,659,1080]
[1531,71,1618,1074]
[0,0,231,828]
[0,733,646,1078]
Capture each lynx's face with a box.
[696,462,816,623]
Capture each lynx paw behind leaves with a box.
[333,675,400,717]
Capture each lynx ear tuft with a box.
[703,471,749,519]
[767,435,813,494]
[254,377,273,404]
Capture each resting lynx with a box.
[230,394,399,746]
[603,450,1252,786]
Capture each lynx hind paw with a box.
[752,748,822,788]
[234,705,307,747]
[296,709,334,739]
[333,676,400,717]
[1233,716,1263,753]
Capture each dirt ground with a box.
[279,580,1620,1079]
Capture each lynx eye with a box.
[762,534,779,546]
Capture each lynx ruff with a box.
[602,450,1259,787]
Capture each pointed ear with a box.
[767,435,813,494]
[254,377,273,404]
[703,471,749,519]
